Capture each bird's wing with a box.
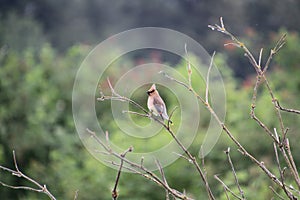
[153,98,164,114]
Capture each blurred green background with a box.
[1,0,300,199]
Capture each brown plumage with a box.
[147,84,172,123]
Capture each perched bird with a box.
[147,84,172,123]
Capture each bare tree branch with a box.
[269,186,285,200]
[161,70,293,196]
[86,128,194,200]
[155,159,171,200]
[285,139,300,188]
[74,190,79,200]
[273,136,293,199]
[185,43,192,88]
[112,146,133,199]
[225,148,245,199]
[209,17,299,199]
[274,100,300,115]
[0,151,57,200]
[206,51,216,104]
[263,33,286,73]
[250,75,279,144]
[214,175,243,200]
[99,79,215,200]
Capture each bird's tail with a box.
[160,114,173,124]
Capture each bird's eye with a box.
[147,89,155,95]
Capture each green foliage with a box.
[0,43,89,199]
[0,18,300,199]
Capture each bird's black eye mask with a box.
[147,89,155,95]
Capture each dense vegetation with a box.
[0,1,300,199]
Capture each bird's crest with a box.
[147,84,156,95]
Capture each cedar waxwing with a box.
[147,84,172,123]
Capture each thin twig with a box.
[285,139,300,188]
[209,17,259,73]
[161,70,291,195]
[0,181,45,192]
[74,190,79,200]
[101,79,215,199]
[223,185,231,200]
[185,43,192,87]
[168,106,178,128]
[250,76,279,143]
[269,186,285,200]
[263,33,286,74]
[252,55,300,192]
[86,128,193,200]
[98,78,149,115]
[155,159,170,200]
[105,130,111,148]
[199,147,208,179]
[101,79,215,200]
[258,48,263,68]
[123,110,150,118]
[159,71,206,104]
[275,127,300,190]
[0,151,57,200]
[275,100,300,115]
[210,18,287,139]
[140,157,144,168]
[273,139,292,198]
[214,175,243,200]
[112,146,133,199]
[206,51,216,104]
[172,152,193,163]
[225,148,245,199]
[209,18,298,199]
[106,160,161,186]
